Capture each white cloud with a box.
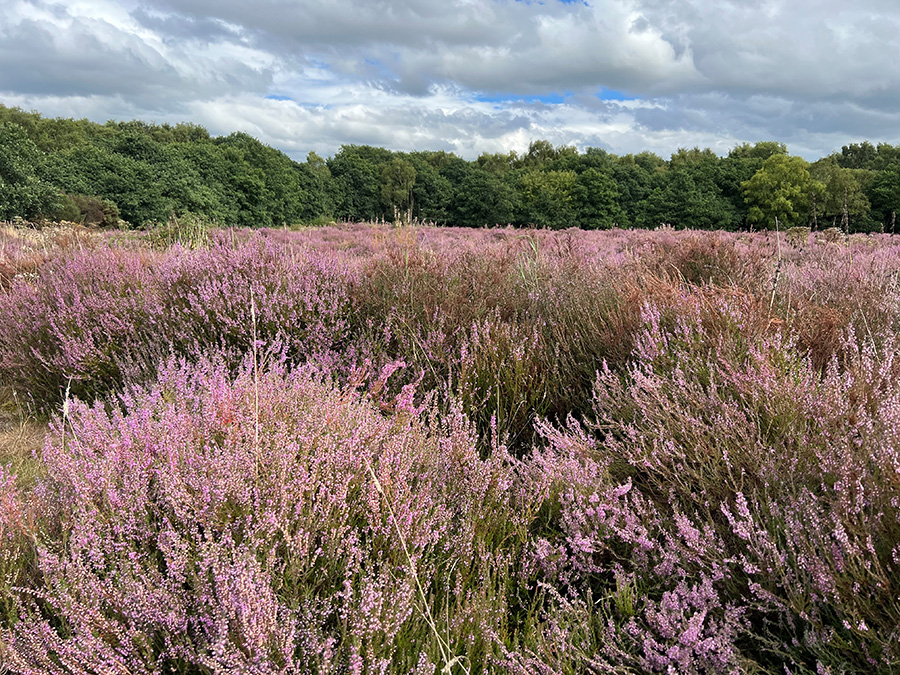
[1,0,899,160]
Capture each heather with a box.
[2,224,900,672]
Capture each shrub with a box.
[3,224,900,671]
[0,234,358,410]
[533,310,900,669]
[1,358,531,672]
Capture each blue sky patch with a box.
[475,92,569,105]
[597,88,636,101]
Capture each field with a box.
[1,222,899,673]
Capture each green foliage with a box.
[381,157,417,223]
[868,164,900,231]
[407,153,453,224]
[640,168,737,230]
[449,166,516,227]
[45,142,167,225]
[216,131,308,226]
[519,139,578,170]
[50,194,120,227]
[619,150,667,174]
[727,141,788,161]
[296,151,337,222]
[49,193,82,222]
[0,104,92,152]
[574,167,624,229]
[477,150,519,175]
[517,169,577,228]
[608,161,653,228]
[742,154,823,228]
[638,148,738,230]
[155,144,229,222]
[811,160,873,231]
[0,123,59,220]
[5,104,900,234]
[329,145,394,221]
[837,141,878,170]
[719,154,766,226]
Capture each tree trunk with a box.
[841,187,849,233]
[810,191,818,231]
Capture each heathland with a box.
[1,222,898,673]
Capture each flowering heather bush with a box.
[0,224,112,291]
[0,233,358,408]
[526,308,900,670]
[2,358,532,672]
[3,223,900,672]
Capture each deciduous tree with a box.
[742,154,823,228]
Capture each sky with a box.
[1,0,898,162]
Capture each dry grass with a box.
[0,221,143,284]
[0,399,47,489]
[0,222,104,290]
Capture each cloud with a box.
[1,0,899,160]
[0,0,275,106]
[133,0,702,95]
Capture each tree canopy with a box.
[1,103,897,232]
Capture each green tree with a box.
[381,157,417,223]
[157,144,228,222]
[742,154,823,228]
[727,141,787,161]
[871,143,900,171]
[217,132,307,226]
[837,141,878,170]
[610,156,658,228]
[0,105,92,152]
[518,140,578,170]
[669,147,720,171]
[517,169,577,228]
[328,146,393,221]
[408,153,454,224]
[658,148,738,229]
[448,166,516,227]
[639,169,735,230]
[811,161,872,231]
[621,151,667,174]
[165,141,240,224]
[296,151,337,222]
[521,140,556,169]
[550,146,616,174]
[0,122,59,219]
[477,151,519,176]
[574,168,623,229]
[719,155,766,227]
[45,143,169,225]
[867,163,900,232]
[216,145,269,227]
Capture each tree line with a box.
[2,104,899,232]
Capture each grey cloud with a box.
[0,16,178,98]
[135,0,508,51]
[134,0,702,97]
[635,0,900,101]
[129,7,241,44]
[0,3,275,105]
[3,0,900,163]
